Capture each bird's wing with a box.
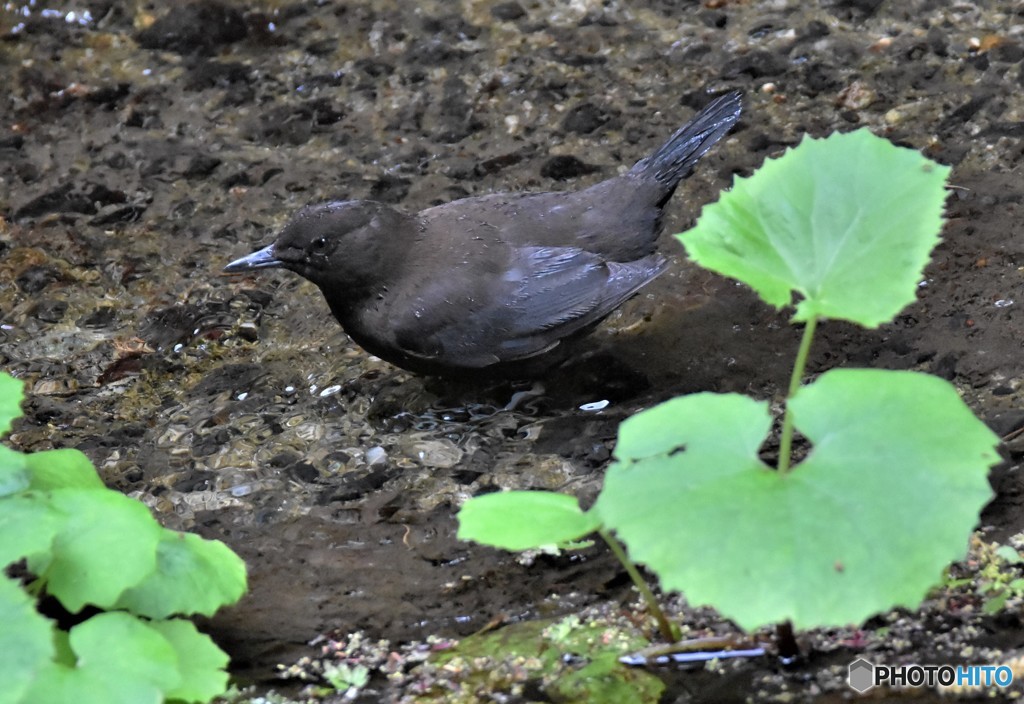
[389,246,667,368]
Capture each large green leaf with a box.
[148,620,230,703]
[678,129,950,327]
[32,489,162,613]
[24,449,104,491]
[0,576,54,704]
[595,369,998,630]
[116,531,247,618]
[21,612,179,704]
[0,447,30,499]
[0,495,64,567]
[458,491,601,551]
[0,374,24,437]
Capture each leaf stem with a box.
[776,620,801,660]
[599,528,678,642]
[777,316,818,474]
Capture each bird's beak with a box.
[223,244,282,272]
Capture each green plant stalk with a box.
[777,316,818,474]
[600,528,678,642]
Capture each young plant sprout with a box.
[458,129,999,643]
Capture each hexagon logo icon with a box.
[848,658,874,693]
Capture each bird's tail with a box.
[630,91,742,188]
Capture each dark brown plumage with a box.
[225,91,742,378]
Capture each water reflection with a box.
[4,1,94,32]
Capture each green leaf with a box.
[34,489,162,613]
[0,576,55,704]
[596,369,998,631]
[72,612,180,694]
[458,491,601,551]
[22,612,179,704]
[615,393,772,462]
[24,449,104,491]
[0,495,64,567]
[0,374,24,437]
[0,446,30,498]
[324,662,370,691]
[995,545,1022,564]
[148,620,230,703]
[678,129,951,327]
[116,531,248,618]
[983,592,1010,615]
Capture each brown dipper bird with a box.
[225,91,741,378]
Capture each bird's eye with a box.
[311,237,329,253]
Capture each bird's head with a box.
[224,200,408,292]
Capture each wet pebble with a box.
[561,103,618,134]
[14,183,126,220]
[16,265,59,294]
[182,154,222,179]
[405,439,463,468]
[33,377,78,396]
[136,1,248,56]
[323,465,396,503]
[77,307,119,329]
[229,484,253,497]
[721,49,790,79]
[291,422,325,442]
[287,462,320,483]
[540,155,600,181]
[185,59,253,90]
[8,330,109,363]
[432,76,485,144]
[369,175,411,204]
[491,2,526,21]
[365,446,388,467]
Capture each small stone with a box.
[30,299,68,323]
[182,154,222,179]
[365,446,387,467]
[136,1,247,56]
[540,155,599,181]
[408,439,462,468]
[491,2,526,21]
[562,103,612,134]
[288,462,320,483]
[16,266,59,294]
[837,80,877,110]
